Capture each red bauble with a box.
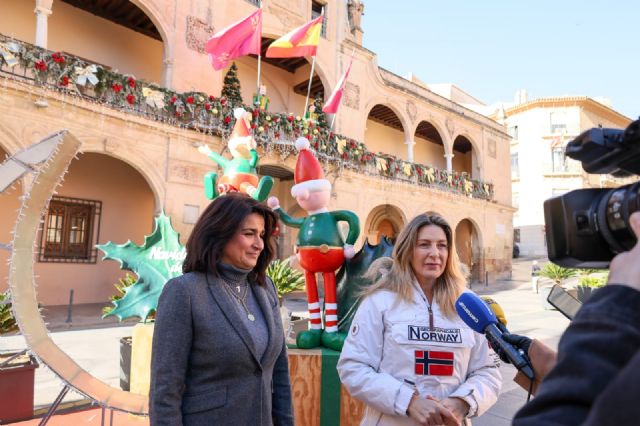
[220,98,227,105]
[127,77,136,88]
[34,60,47,72]
[223,116,231,124]
[186,96,194,104]
[112,83,123,93]
[208,95,216,101]
[169,95,177,104]
[126,94,136,104]
[204,103,211,110]
[60,76,69,86]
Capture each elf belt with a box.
[297,245,343,253]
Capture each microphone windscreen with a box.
[455,292,498,333]
[480,296,508,327]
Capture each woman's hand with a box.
[407,394,459,426]
[441,397,470,424]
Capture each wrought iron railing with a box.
[0,34,495,200]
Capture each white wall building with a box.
[499,96,631,256]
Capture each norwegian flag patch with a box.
[415,350,454,376]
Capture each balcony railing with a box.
[0,34,495,201]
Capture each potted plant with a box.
[0,290,39,423]
[266,259,306,343]
[267,258,306,302]
[102,274,138,391]
[576,272,607,303]
[537,263,577,309]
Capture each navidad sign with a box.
[98,212,185,322]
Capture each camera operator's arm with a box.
[513,212,640,426]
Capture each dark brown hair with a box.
[182,193,277,286]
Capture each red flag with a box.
[322,58,353,113]
[205,9,262,71]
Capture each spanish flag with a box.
[266,15,323,58]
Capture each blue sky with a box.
[362,1,638,119]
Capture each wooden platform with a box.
[288,348,365,426]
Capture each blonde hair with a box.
[363,213,467,317]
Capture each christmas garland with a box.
[0,34,494,200]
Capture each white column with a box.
[162,58,174,89]
[444,153,454,173]
[34,0,53,48]
[405,139,415,162]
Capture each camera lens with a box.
[598,181,640,252]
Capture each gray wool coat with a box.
[149,272,294,426]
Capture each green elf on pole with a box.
[198,108,273,201]
[268,137,360,351]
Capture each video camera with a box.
[544,118,640,268]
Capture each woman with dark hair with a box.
[149,193,294,426]
[338,213,501,426]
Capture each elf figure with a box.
[198,108,273,201]
[252,85,270,111]
[267,137,360,351]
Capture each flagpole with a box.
[302,55,316,118]
[255,1,263,113]
[328,49,355,133]
[302,7,324,118]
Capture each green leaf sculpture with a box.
[98,212,185,322]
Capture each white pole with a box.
[303,55,316,117]
[255,1,263,110]
[302,7,323,117]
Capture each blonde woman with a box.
[338,213,501,426]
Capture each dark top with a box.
[149,271,294,426]
[218,262,269,358]
[513,284,640,426]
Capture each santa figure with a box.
[198,108,273,201]
[268,137,360,351]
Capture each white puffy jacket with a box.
[337,286,502,425]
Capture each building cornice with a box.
[504,97,632,128]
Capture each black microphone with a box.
[456,292,535,381]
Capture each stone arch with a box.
[0,143,23,293]
[364,204,406,245]
[412,119,446,169]
[454,218,483,282]
[363,101,411,161]
[363,97,412,139]
[255,162,297,259]
[34,152,157,303]
[0,121,23,156]
[80,145,163,213]
[451,133,482,179]
[128,0,174,86]
[253,34,331,111]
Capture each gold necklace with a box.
[222,281,255,321]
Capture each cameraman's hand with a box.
[608,211,640,292]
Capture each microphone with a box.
[480,296,507,327]
[456,292,535,381]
